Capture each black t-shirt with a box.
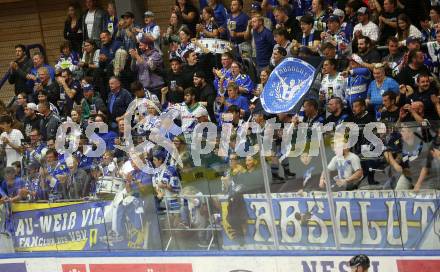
[284,16,302,42]
[380,108,400,124]
[406,85,439,120]
[397,65,430,89]
[23,115,42,140]
[324,109,351,125]
[348,111,376,154]
[379,10,401,45]
[165,70,193,103]
[197,83,216,121]
[360,49,382,64]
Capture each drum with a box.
[196,38,232,54]
[96,176,125,198]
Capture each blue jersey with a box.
[48,161,68,177]
[100,40,122,63]
[346,68,371,106]
[172,42,196,62]
[25,143,47,165]
[225,95,249,112]
[105,15,118,38]
[153,164,181,210]
[26,177,50,201]
[341,22,354,41]
[222,73,254,96]
[78,154,95,171]
[1,178,25,198]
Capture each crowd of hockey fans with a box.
[1,0,440,248]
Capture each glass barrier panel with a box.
[106,181,163,251]
[267,125,337,250]
[400,122,440,250]
[322,122,404,251]
[163,129,277,251]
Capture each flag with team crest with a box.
[261,58,316,114]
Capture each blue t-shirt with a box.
[367,77,399,107]
[213,3,228,28]
[227,12,249,44]
[1,178,25,198]
[226,95,249,112]
[253,27,275,68]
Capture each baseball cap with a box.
[121,11,135,19]
[26,102,38,111]
[333,8,345,18]
[251,1,262,12]
[169,56,182,63]
[144,11,154,17]
[83,84,94,92]
[406,36,421,45]
[327,15,340,23]
[357,7,368,15]
[348,54,364,64]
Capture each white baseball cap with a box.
[26,102,38,111]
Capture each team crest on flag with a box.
[261,58,316,114]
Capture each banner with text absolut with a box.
[220,191,440,250]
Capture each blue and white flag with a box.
[261,58,316,114]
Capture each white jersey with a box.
[172,102,208,133]
[320,73,347,101]
[327,152,362,180]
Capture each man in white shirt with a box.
[0,115,24,167]
[353,7,379,42]
[319,140,363,191]
[170,87,209,144]
[136,11,162,55]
